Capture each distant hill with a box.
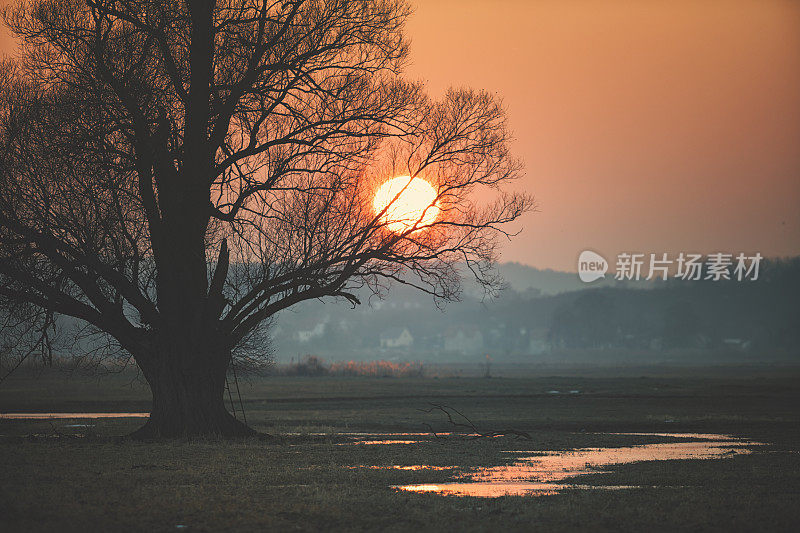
[494,262,585,295]
[490,262,653,296]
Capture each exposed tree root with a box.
[127,412,262,441]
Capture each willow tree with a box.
[0,0,531,437]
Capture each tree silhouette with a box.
[0,0,532,437]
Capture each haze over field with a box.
[259,258,799,366]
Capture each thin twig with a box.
[418,402,532,440]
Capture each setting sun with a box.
[372,176,440,233]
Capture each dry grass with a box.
[1,372,799,531]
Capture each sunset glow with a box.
[372,176,440,233]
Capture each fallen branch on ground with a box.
[418,403,532,440]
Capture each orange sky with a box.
[407,0,800,270]
[2,1,799,271]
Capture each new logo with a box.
[578,250,608,283]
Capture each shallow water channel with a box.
[0,412,149,419]
[0,414,763,497]
[368,433,763,497]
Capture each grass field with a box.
[1,369,799,531]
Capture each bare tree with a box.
[0,0,532,437]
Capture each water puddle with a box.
[349,440,419,445]
[399,482,640,497]
[0,412,149,419]
[392,433,763,497]
[337,432,460,445]
[350,465,457,471]
[605,432,739,441]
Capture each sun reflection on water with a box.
[387,433,763,497]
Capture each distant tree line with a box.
[549,257,799,352]
[273,257,800,361]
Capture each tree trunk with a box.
[131,341,255,439]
